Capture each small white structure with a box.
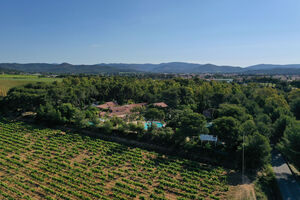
[199,134,218,146]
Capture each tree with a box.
[256,122,272,139]
[239,132,271,170]
[290,97,300,120]
[272,115,295,142]
[244,100,261,116]
[217,103,250,122]
[37,103,63,125]
[160,127,174,141]
[173,109,208,143]
[150,127,175,144]
[240,120,257,136]
[144,108,165,121]
[254,87,278,107]
[103,121,113,134]
[162,88,180,108]
[4,85,47,113]
[255,113,272,125]
[277,122,300,169]
[288,88,300,101]
[270,107,292,123]
[254,113,273,139]
[264,95,290,121]
[74,111,87,128]
[128,122,145,135]
[167,109,185,128]
[212,116,241,150]
[179,87,195,105]
[58,103,79,123]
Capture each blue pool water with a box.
[88,122,94,126]
[144,121,164,130]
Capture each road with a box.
[272,151,300,200]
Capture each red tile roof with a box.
[99,102,147,118]
[153,102,168,108]
[97,101,118,109]
[99,112,107,117]
[110,103,146,113]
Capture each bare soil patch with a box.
[226,171,256,200]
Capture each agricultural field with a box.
[259,83,276,87]
[0,74,61,96]
[0,119,230,200]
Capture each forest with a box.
[0,75,299,171]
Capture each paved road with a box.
[272,151,300,200]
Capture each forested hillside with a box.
[2,62,300,74]
[0,67,21,74]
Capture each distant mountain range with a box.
[1,62,300,75]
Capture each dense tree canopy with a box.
[173,109,208,143]
[241,132,271,170]
[212,116,241,150]
[278,121,300,169]
[144,108,165,121]
[290,98,300,120]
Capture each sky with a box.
[0,0,300,67]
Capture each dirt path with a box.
[226,172,257,200]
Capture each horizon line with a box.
[1,62,300,68]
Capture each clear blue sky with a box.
[0,0,300,66]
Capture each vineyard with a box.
[0,119,230,200]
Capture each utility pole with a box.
[242,131,245,184]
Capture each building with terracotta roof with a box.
[99,102,147,118]
[96,101,118,110]
[153,102,168,108]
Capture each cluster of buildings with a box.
[96,101,168,118]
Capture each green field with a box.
[0,119,229,200]
[0,75,61,96]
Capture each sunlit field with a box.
[0,75,61,96]
[0,119,229,200]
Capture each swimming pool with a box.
[144,121,164,130]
